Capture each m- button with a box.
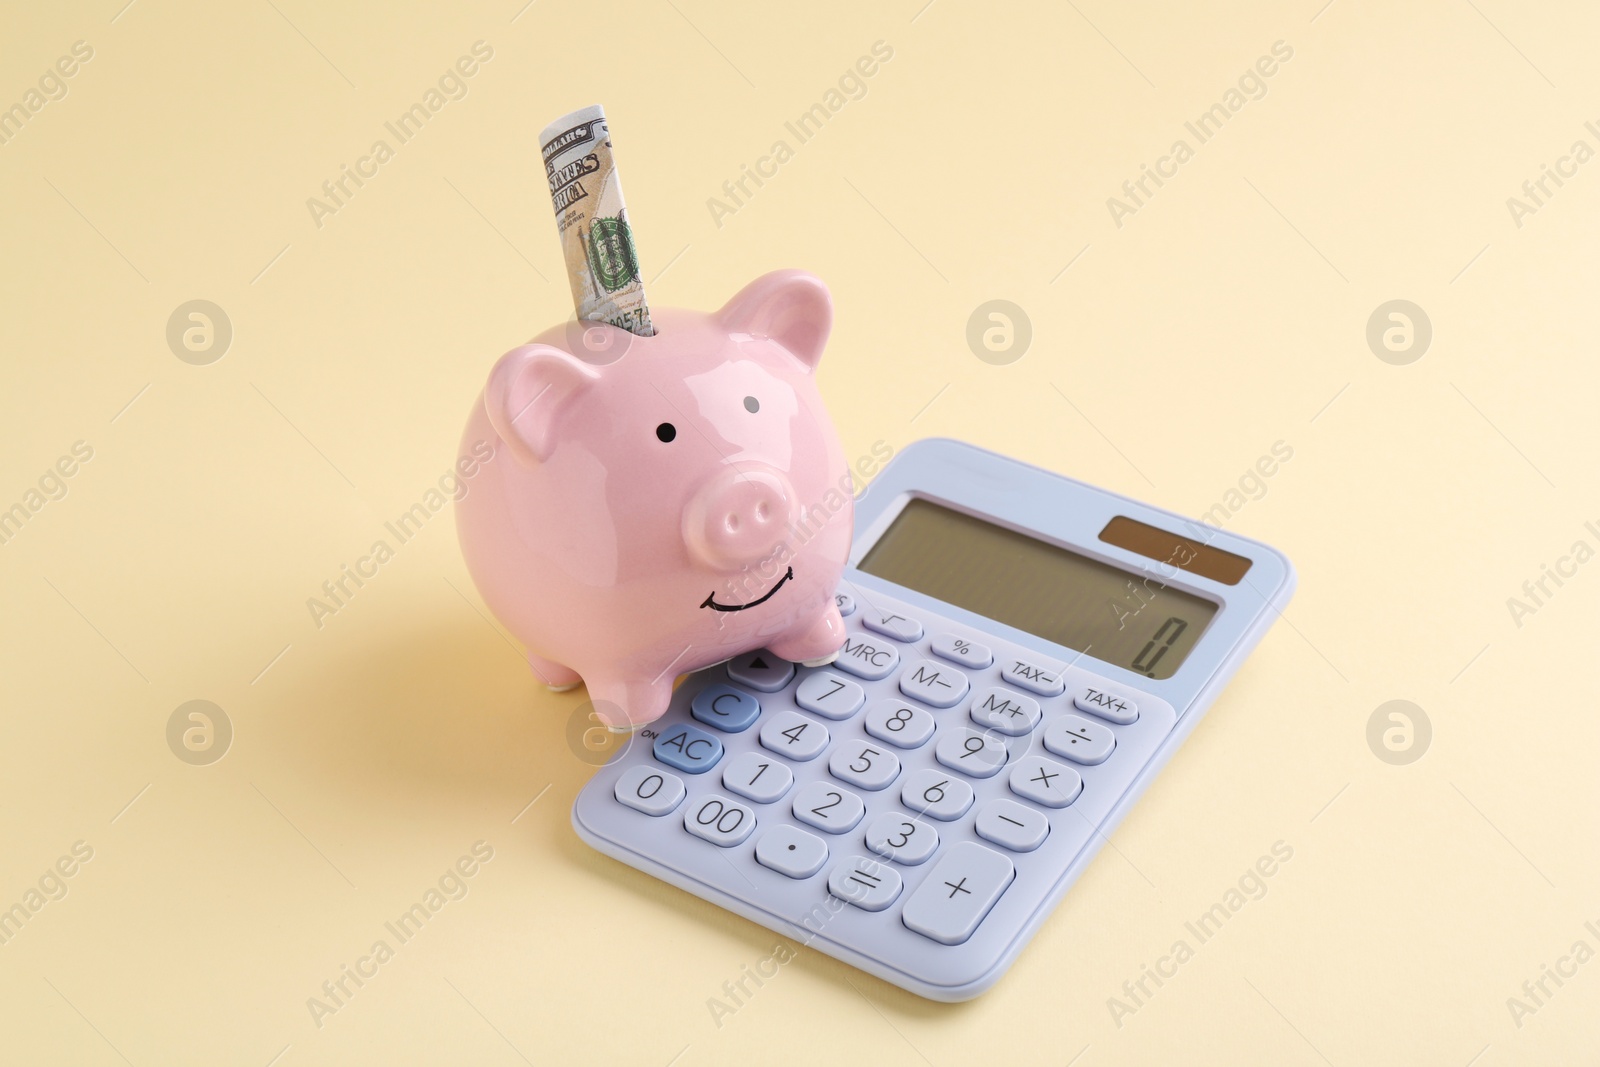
[898,661,970,709]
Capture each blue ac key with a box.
[689,684,761,732]
[652,724,724,773]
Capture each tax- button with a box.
[902,842,1015,946]
[1001,657,1066,696]
[832,635,901,681]
[652,723,723,774]
[863,611,924,643]
[1073,684,1139,724]
[690,684,761,732]
[898,661,970,708]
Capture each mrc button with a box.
[831,634,901,681]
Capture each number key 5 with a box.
[828,742,901,791]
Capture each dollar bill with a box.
[540,104,655,337]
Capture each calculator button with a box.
[1001,657,1066,696]
[832,634,900,681]
[899,770,974,821]
[827,856,903,912]
[934,729,1009,779]
[682,794,757,847]
[835,591,856,617]
[862,700,935,749]
[1073,684,1139,725]
[930,633,993,669]
[864,812,939,865]
[721,751,794,804]
[726,650,795,693]
[690,684,761,732]
[758,711,829,761]
[1008,755,1082,808]
[901,842,1015,946]
[613,766,686,817]
[975,799,1049,852]
[794,671,865,720]
[828,741,901,791]
[862,611,924,643]
[652,724,724,774]
[792,781,866,834]
[1043,714,1117,765]
[898,661,970,709]
[968,687,1041,736]
[755,825,828,878]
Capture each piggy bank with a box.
[456,270,853,727]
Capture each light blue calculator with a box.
[573,438,1296,1000]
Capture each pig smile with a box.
[699,567,794,612]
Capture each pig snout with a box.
[683,465,796,571]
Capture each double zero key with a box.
[683,793,756,847]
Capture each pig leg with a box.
[585,676,675,728]
[527,652,582,692]
[767,602,846,667]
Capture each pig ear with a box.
[484,344,600,466]
[716,269,833,372]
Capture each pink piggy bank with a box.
[456,270,853,727]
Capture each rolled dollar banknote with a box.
[540,104,655,337]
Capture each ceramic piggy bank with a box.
[456,270,853,727]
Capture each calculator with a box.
[572,438,1296,1001]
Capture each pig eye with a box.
[743,396,759,413]
[655,422,677,443]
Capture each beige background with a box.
[2,0,1597,1063]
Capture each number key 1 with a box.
[722,751,793,804]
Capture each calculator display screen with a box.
[857,498,1217,679]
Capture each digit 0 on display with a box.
[859,499,1221,680]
